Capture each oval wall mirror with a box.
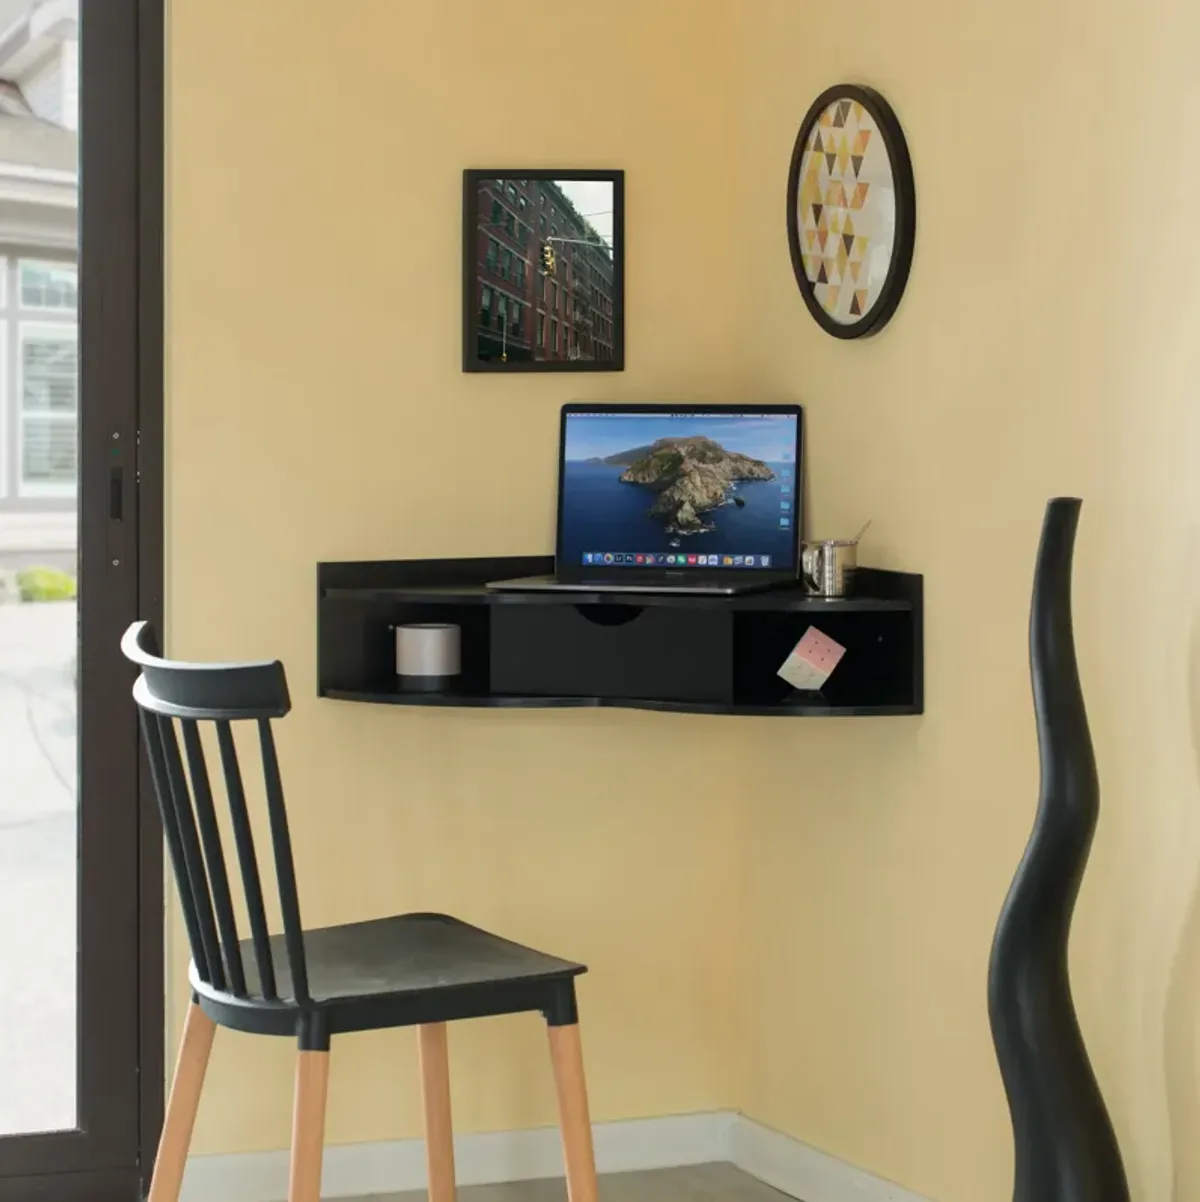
[786,84,915,339]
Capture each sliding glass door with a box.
[0,2,161,1198]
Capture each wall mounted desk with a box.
[317,557,923,717]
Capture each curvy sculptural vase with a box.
[987,498,1130,1202]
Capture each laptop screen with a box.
[559,407,801,572]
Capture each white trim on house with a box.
[0,202,75,251]
[0,0,77,82]
[0,168,78,256]
[177,1112,934,1202]
[0,314,6,498]
[0,162,76,186]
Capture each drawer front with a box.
[491,604,732,703]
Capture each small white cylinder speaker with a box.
[395,623,461,691]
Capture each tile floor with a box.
[350,1163,792,1202]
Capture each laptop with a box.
[487,402,804,595]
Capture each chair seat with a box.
[194,912,587,1039]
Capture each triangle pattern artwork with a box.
[796,94,897,323]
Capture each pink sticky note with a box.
[777,626,847,691]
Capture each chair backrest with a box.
[122,621,309,1003]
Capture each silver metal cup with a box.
[801,539,858,597]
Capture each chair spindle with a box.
[158,713,226,991]
[139,709,212,984]
[215,719,278,999]
[257,719,309,1002]
[181,719,247,996]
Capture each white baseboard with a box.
[181,1111,735,1202]
[732,1116,932,1202]
[180,1111,931,1202]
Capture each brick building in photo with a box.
[473,177,615,364]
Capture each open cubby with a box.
[317,556,923,717]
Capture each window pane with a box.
[20,261,77,312]
[22,330,77,414]
[1,23,80,1143]
[20,327,78,495]
[21,416,76,489]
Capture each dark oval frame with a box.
[786,84,916,340]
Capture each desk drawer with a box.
[490,603,732,703]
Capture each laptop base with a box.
[485,574,780,597]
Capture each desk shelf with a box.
[317,556,924,718]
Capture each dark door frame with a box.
[0,3,163,1199]
[136,0,166,1195]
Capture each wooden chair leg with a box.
[418,1023,457,1202]
[148,1001,216,1202]
[288,1050,330,1202]
[548,1023,598,1202]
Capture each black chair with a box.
[122,622,598,1202]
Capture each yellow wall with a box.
[168,0,1200,1197]
[167,0,745,1155]
[738,2,1200,1201]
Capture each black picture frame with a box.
[463,169,625,372]
[786,85,915,340]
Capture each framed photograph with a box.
[786,85,915,339]
[463,169,625,372]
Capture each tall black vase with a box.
[987,498,1129,1202]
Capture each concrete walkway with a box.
[0,600,77,1135]
[0,601,76,827]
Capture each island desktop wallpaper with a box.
[560,412,800,568]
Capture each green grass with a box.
[16,566,77,603]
